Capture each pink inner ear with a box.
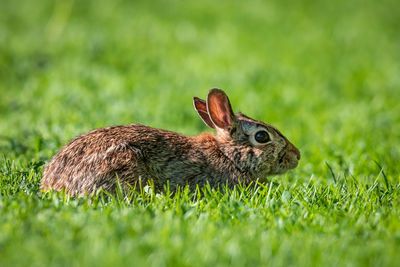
[207,88,235,129]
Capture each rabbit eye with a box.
[254,130,270,143]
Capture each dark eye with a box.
[254,130,270,143]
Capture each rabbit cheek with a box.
[253,150,276,176]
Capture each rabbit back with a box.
[41,124,233,195]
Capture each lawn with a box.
[1,0,399,266]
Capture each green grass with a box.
[1,0,400,266]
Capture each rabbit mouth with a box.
[278,151,299,170]
[267,152,288,175]
[277,151,298,171]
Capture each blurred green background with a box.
[0,0,399,266]
[1,0,400,181]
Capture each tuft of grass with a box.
[1,0,400,266]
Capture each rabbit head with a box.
[194,88,300,179]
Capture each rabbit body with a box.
[41,89,300,195]
[42,124,247,195]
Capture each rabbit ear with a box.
[193,97,215,129]
[207,88,236,130]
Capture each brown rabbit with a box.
[41,88,300,196]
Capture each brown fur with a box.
[41,89,300,196]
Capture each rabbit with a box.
[41,88,300,196]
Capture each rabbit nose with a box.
[288,143,301,161]
[294,147,301,160]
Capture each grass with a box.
[1,0,400,266]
